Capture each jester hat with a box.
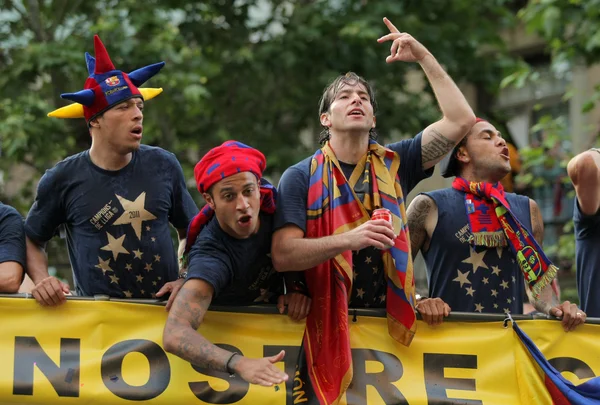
[48,35,164,122]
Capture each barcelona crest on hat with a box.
[48,35,165,122]
[105,76,121,87]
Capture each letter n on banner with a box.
[13,337,80,397]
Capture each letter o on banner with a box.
[101,339,170,400]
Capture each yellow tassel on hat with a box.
[47,88,163,118]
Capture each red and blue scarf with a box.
[452,177,557,298]
[300,140,417,405]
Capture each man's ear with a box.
[456,145,470,164]
[372,115,376,129]
[203,192,216,210]
[320,112,331,128]
[89,116,101,129]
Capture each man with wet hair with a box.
[407,119,585,332]
[271,17,476,404]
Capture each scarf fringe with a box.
[531,264,558,299]
[471,232,507,247]
[453,177,559,301]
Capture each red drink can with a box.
[371,208,394,249]
[372,208,392,224]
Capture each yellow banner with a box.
[0,297,598,404]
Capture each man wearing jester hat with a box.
[407,119,585,331]
[24,36,198,306]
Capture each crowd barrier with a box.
[0,294,598,404]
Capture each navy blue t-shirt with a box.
[573,198,600,317]
[275,133,433,308]
[423,188,532,314]
[0,203,26,271]
[25,145,199,298]
[187,212,283,305]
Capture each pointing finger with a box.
[383,17,400,34]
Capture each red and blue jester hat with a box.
[48,35,164,122]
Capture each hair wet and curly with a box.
[317,72,378,144]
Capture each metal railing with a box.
[1,292,598,324]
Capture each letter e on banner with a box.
[424,353,482,405]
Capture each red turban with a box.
[194,141,267,193]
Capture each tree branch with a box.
[50,0,84,33]
[25,0,47,42]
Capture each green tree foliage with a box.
[1,0,518,213]
[501,0,600,293]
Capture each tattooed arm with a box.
[407,194,437,259]
[525,199,586,331]
[407,194,450,325]
[376,17,474,168]
[525,199,555,315]
[163,279,289,386]
[419,57,475,170]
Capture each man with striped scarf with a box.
[272,17,476,405]
[407,118,585,331]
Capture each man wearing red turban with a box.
[163,141,310,387]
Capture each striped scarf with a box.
[452,177,557,298]
[300,140,416,405]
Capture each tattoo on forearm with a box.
[527,280,558,315]
[532,297,553,315]
[530,201,544,244]
[407,196,433,258]
[166,287,230,372]
[422,129,456,167]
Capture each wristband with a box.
[225,352,239,376]
[289,280,310,296]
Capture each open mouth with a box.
[131,126,143,137]
[348,108,364,116]
[500,147,510,160]
[238,215,252,226]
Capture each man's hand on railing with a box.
[31,276,70,306]
[549,301,587,332]
[416,297,451,326]
[277,292,311,321]
[156,278,185,311]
